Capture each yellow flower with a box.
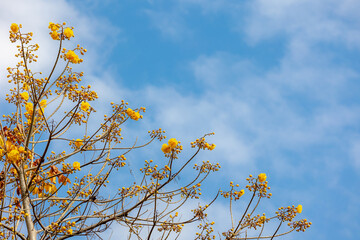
[8,149,20,163]
[73,161,81,171]
[259,216,266,223]
[67,229,73,235]
[296,204,302,213]
[48,22,59,31]
[126,108,141,120]
[161,143,171,154]
[40,99,47,107]
[10,23,19,33]
[25,102,33,113]
[238,189,245,197]
[64,28,74,38]
[74,139,83,148]
[37,99,47,114]
[168,138,178,149]
[80,102,90,112]
[20,92,29,101]
[258,173,267,182]
[133,112,140,120]
[205,143,216,150]
[65,50,81,64]
[126,108,133,114]
[50,31,59,40]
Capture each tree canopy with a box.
[0,22,311,240]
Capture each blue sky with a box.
[1,0,360,239]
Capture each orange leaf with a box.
[58,175,71,185]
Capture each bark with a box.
[18,167,37,240]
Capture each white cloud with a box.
[191,52,256,88]
[244,0,360,48]
[142,0,242,40]
[125,46,360,183]
[140,86,255,167]
[0,0,120,100]
[144,0,360,51]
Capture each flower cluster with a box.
[276,205,302,222]
[157,212,185,233]
[242,213,268,230]
[148,128,166,141]
[193,160,221,174]
[195,221,216,240]
[191,135,216,151]
[192,205,209,219]
[126,108,142,120]
[158,222,184,234]
[48,22,60,40]
[221,181,245,200]
[69,138,92,150]
[20,91,29,101]
[0,199,30,237]
[119,184,148,198]
[64,27,74,39]
[161,137,183,159]
[181,183,203,199]
[74,139,83,148]
[48,221,76,235]
[0,127,32,166]
[7,149,20,163]
[140,159,175,180]
[245,174,272,198]
[54,73,96,105]
[65,50,82,64]
[289,218,312,232]
[9,22,32,44]
[49,22,60,31]
[161,138,178,153]
[48,22,74,41]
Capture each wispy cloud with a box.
[142,0,242,40]
[136,50,359,177]
[243,0,360,48]
[143,8,191,40]
[0,0,121,106]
